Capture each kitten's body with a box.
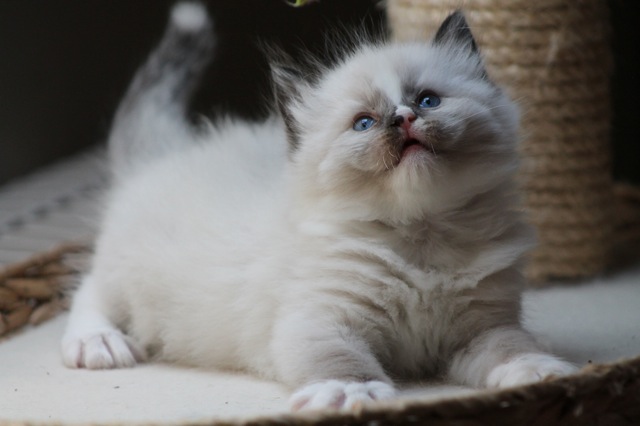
[63,3,576,410]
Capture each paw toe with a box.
[487,353,577,388]
[290,380,395,411]
[61,330,145,370]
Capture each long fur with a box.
[62,2,576,411]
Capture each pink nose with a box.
[391,111,416,130]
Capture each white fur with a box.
[290,380,395,411]
[171,2,208,31]
[486,353,578,388]
[62,6,577,411]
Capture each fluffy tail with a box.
[108,2,214,176]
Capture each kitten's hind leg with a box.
[448,326,577,389]
[61,275,145,369]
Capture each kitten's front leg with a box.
[270,310,395,411]
[448,326,577,389]
[62,274,145,369]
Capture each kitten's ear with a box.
[433,11,487,78]
[271,63,307,152]
[433,10,478,53]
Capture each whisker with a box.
[383,156,389,170]
[388,148,400,169]
[428,141,438,158]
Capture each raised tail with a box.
[108,2,214,176]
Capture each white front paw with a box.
[487,353,577,388]
[290,380,395,411]
[62,329,146,369]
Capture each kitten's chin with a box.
[397,138,439,167]
[396,142,437,171]
[401,142,428,160]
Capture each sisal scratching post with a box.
[387,0,615,282]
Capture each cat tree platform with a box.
[1,151,640,425]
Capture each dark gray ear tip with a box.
[436,10,469,34]
[433,9,478,52]
[446,9,468,24]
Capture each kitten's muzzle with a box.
[391,115,435,153]
[388,111,440,164]
[391,112,417,130]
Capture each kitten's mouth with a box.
[400,138,437,158]
[402,139,421,150]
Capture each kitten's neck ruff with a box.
[291,180,533,275]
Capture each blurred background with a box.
[0,0,385,185]
[0,0,637,186]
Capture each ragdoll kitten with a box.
[62,2,577,411]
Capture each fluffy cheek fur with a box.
[289,129,439,224]
[291,92,518,223]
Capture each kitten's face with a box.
[278,13,519,224]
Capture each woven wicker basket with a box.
[0,243,87,339]
[1,244,639,425]
[387,0,614,282]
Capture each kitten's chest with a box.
[343,250,476,378]
[296,231,477,376]
[384,274,465,369]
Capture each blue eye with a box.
[417,92,441,108]
[353,116,377,131]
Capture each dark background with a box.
[0,0,385,184]
[0,0,637,186]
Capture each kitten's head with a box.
[273,11,519,225]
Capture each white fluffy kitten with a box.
[62,2,577,411]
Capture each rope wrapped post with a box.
[387,0,614,283]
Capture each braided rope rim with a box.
[1,235,639,424]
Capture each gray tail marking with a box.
[108,2,214,176]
